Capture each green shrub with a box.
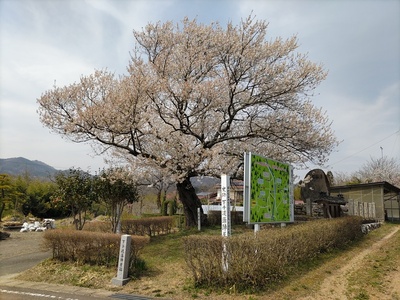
[183,216,364,289]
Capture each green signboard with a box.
[243,152,294,224]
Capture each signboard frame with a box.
[243,152,294,224]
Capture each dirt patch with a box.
[298,226,400,300]
[386,266,400,300]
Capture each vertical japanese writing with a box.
[221,174,231,237]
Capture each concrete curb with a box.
[0,274,114,298]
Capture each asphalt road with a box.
[0,230,154,300]
[0,250,51,277]
[0,230,109,299]
[0,230,51,276]
[0,286,106,300]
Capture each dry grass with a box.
[16,222,400,300]
[345,225,400,300]
[18,259,116,288]
[267,223,400,300]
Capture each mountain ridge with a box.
[0,157,59,179]
[0,157,219,189]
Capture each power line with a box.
[327,129,400,167]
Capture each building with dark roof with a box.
[330,181,400,221]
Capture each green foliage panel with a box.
[249,154,293,223]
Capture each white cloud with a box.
[0,0,399,179]
[303,80,400,177]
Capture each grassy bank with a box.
[17,223,400,299]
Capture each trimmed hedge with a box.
[43,229,149,273]
[121,216,174,236]
[83,216,175,236]
[207,210,244,226]
[83,221,111,232]
[183,216,364,289]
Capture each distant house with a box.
[330,181,400,221]
[200,180,244,215]
[215,179,244,206]
[197,191,218,204]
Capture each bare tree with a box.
[331,171,360,186]
[37,16,338,226]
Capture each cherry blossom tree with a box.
[37,16,338,226]
[332,156,400,187]
[330,171,360,186]
[357,156,400,186]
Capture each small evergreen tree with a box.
[96,168,139,233]
[53,169,97,230]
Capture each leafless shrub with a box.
[43,229,149,272]
[207,211,244,226]
[121,216,174,236]
[184,217,363,289]
[84,221,111,232]
[77,216,175,236]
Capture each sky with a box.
[0,0,399,180]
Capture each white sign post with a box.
[221,174,231,237]
[221,174,231,273]
[112,234,131,286]
[197,207,201,231]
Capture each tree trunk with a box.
[156,189,162,210]
[0,202,5,222]
[176,177,207,227]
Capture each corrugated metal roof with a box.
[330,181,400,194]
